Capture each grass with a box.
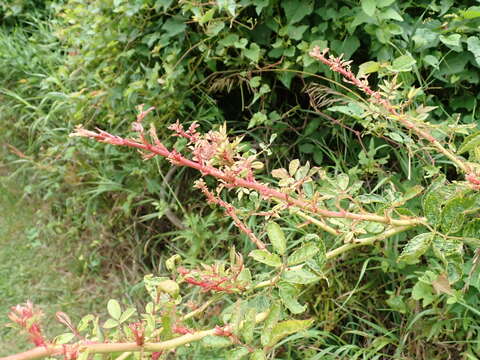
[0,169,125,355]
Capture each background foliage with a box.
[2,0,480,358]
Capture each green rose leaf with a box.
[107,299,121,320]
[282,268,320,284]
[441,196,474,233]
[287,243,319,266]
[103,318,120,329]
[202,335,232,348]
[241,308,256,344]
[266,221,287,255]
[261,302,281,346]
[458,130,480,154]
[358,61,380,77]
[250,350,266,360]
[249,249,282,267]
[227,347,250,360]
[119,307,136,324]
[398,233,434,264]
[278,282,307,314]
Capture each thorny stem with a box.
[70,126,426,228]
[0,312,269,360]
[195,179,266,249]
[90,297,222,360]
[309,46,480,189]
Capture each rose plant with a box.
[3,48,480,360]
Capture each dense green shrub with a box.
[5,0,480,246]
[0,0,57,25]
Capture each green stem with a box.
[1,312,269,360]
[324,225,412,259]
[288,206,340,235]
[250,225,413,291]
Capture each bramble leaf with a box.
[439,34,462,52]
[462,7,480,20]
[377,0,395,7]
[216,0,236,16]
[244,43,261,63]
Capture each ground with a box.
[0,171,121,355]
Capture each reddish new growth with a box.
[61,344,79,360]
[214,325,233,337]
[71,106,425,229]
[173,324,194,335]
[466,173,480,190]
[309,46,480,189]
[195,179,265,249]
[151,352,162,360]
[177,263,246,293]
[8,301,46,347]
[128,322,145,346]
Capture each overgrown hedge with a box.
[4,0,480,243]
